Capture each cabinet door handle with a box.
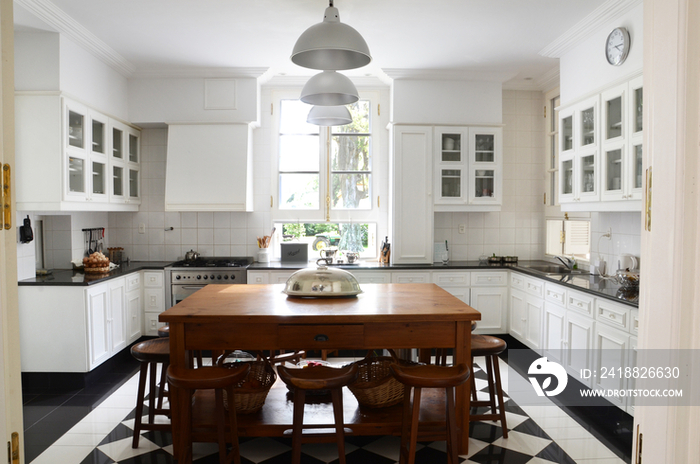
[314,334,329,342]
[609,314,616,319]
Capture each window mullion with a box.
[321,126,331,222]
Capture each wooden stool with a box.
[277,364,359,464]
[469,334,508,437]
[390,363,471,464]
[167,365,250,464]
[130,338,171,448]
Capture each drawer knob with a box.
[578,302,583,307]
[609,314,616,319]
[314,334,329,342]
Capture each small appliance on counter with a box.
[281,242,309,263]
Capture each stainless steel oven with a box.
[165,257,252,308]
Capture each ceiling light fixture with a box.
[307,105,352,126]
[291,0,372,71]
[300,70,359,106]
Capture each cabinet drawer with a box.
[143,271,164,288]
[392,272,431,284]
[432,271,470,287]
[247,271,269,285]
[471,271,508,286]
[567,290,594,317]
[510,272,526,290]
[270,271,296,284]
[524,277,544,298]
[596,300,630,331]
[278,324,364,350]
[144,313,165,336]
[630,309,639,335]
[544,283,566,306]
[125,272,141,292]
[144,288,164,312]
[351,271,391,284]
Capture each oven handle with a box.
[179,285,208,290]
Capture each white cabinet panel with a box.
[143,271,164,288]
[86,284,110,369]
[593,323,631,408]
[509,287,543,350]
[108,278,127,354]
[564,311,595,386]
[145,312,166,336]
[471,271,508,287]
[392,272,431,284]
[544,282,566,306]
[595,299,631,331]
[509,289,526,340]
[432,271,470,287]
[269,271,297,284]
[126,290,142,343]
[567,289,594,317]
[350,271,392,284]
[543,302,567,365]
[247,271,270,285]
[126,272,141,292]
[471,287,507,333]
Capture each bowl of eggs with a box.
[83,252,110,274]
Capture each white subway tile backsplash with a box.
[197,212,214,228]
[214,212,231,229]
[181,212,197,228]
[197,228,214,245]
[148,212,165,229]
[214,229,231,245]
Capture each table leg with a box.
[168,322,193,464]
[453,321,471,455]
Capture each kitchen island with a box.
[160,282,481,463]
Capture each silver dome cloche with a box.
[283,263,362,297]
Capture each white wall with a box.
[559,3,643,105]
[14,31,59,91]
[391,79,502,125]
[434,90,545,260]
[590,211,641,272]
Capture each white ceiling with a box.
[13,0,609,87]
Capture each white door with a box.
[543,302,566,365]
[126,290,141,342]
[509,289,526,340]
[470,287,507,333]
[87,284,110,368]
[109,278,127,353]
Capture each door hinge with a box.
[644,167,652,231]
[560,230,565,244]
[270,196,273,208]
[10,432,19,464]
[544,106,547,118]
[378,104,380,116]
[543,192,547,205]
[635,425,643,464]
[2,164,11,230]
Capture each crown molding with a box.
[15,0,136,77]
[539,0,643,59]
[382,68,517,83]
[130,67,270,80]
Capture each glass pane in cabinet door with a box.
[606,97,622,139]
[441,134,461,162]
[68,111,84,149]
[92,119,105,154]
[580,154,595,193]
[562,159,573,195]
[113,166,124,196]
[634,145,643,189]
[129,169,139,198]
[474,170,494,198]
[634,87,643,133]
[562,116,573,150]
[129,134,138,162]
[581,107,595,147]
[441,170,461,197]
[606,149,622,191]
[68,157,84,193]
[474,134,494,162]
[112,127,123,159]
[92,161,105,195]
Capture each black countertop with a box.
[18,259,638,307]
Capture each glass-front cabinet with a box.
[558,74,642,210]
[64,101,88,201]
[109,121,141,205]
[434,126,502,211]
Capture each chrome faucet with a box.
[556,255,576,269]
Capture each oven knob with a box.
[217,275,222,280]
[197,275,202,280]
[175,275,181,280]
[211,275,215,280]
[223,275,229,280]
[203,275,208,280]
[230,275,236,281]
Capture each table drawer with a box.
[365,321,456,348]
[471,271,508,286]
[596,300,630,331]
[544,283,566,306]
[278,324,365,349]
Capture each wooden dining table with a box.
[160,283,481,463]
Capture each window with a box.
[545,219,590,261]
[273,92,380,259]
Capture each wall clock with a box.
[605,27,630,66]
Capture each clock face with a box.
[606,27,630,66]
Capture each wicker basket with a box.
[347,349,418,408]
[217,351,276,414]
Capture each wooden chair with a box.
[389,363,470,464]
[130,338,171,448]
[166,364,250,464]
[469,334,508,437]
[277,364,359,464]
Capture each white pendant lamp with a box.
[307,105,352,126]
[291,0,372,71]
[300,70,359,106]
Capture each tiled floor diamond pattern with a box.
[30,360,627,464]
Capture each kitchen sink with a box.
[522,264,588,275]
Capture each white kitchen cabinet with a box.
[143,270,166,335]
[433,126,502,212]
[108,278,128,355]
[471,286,508,333]
[86,284,111,369]
[432,271,470,304]
[126,272,142,343]
[543,301,567,365]
[391,272,431,284]
[595,298,631,332]
[351,270,392,284]
[15,94,141,212]
[508,282,543,351]
[165,123,254,211]
[563,310,595,386]
[593,323,631,408]
[557,75,643,212]
[247,271,270,285]
[391,125,434,264]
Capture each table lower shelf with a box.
[189,380,452,441]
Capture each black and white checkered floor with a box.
[27,357,628,464]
